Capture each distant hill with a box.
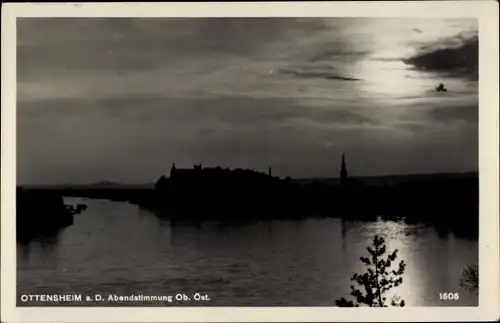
[20,171,478,190]
[22,181,155,190]
[83,181,155,189]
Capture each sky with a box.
[17,18,479,185]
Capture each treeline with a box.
[17,188,74,241]
[149,168,478,235]
[17,187,88,241]
[17,169,479,237]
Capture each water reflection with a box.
[17,230,62,269]
[17,198,478,306]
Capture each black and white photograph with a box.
[1,2,499,322]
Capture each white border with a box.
[2,2,499,322]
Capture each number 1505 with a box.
[439,293,460,300]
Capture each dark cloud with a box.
[17,18,329,79]
[428,104,478,124]
[397,103,478,127]
[394,121,429,134]
[404,34,478,79]
[278,62,360,81]
[415,30,477,53]
[18,95,374,131]
[185,18,328,56]
[282,108,373,125]
[307,49,371,63]
[300,36,372,63]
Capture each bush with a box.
[336,235,406,307]
[459,264,478,294]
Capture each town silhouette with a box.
[17,154,479,241]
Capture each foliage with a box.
[336,235,406,307]
[459,264,478,294]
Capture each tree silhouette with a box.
[336,235,406,307]
[459,264,478,294]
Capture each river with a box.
[17,197,478,306]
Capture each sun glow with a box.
[354,59,435,99]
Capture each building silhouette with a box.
[128,155,478,231]
[340,153,348,185]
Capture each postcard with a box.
[1,2,499,322]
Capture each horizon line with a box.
[17,170,479,187]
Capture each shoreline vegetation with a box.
[17,188,87,242]
[16,164,479,239]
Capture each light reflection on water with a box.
[17,197,478,306]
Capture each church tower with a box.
[340,153,348,185]
[170,162,176,178]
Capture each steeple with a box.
[268,166,272,177]
[170,162,176,177]
[340,153,348,185]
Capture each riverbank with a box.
[18,172,479,237]
[17,188,87,241]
